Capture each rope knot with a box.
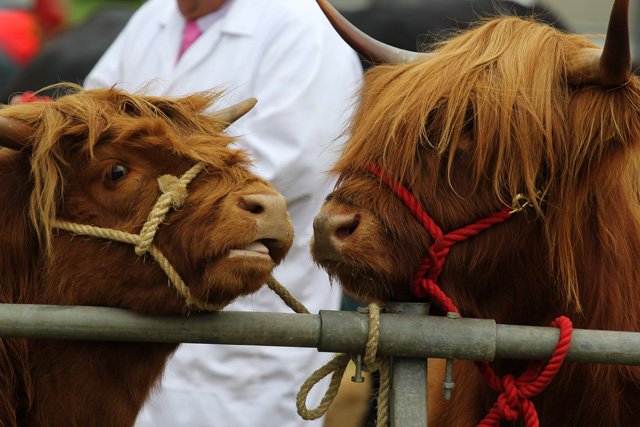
[494,375,529,422]
[158,174,189,210]
[478,375,540,427]
[135,168,198,256]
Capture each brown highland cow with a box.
[0,87,293,426]
[312,0,640,425]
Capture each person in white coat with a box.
[84,0,363,426]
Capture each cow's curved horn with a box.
[213,98,257,128]
[569,0,631,86]
[0,117,31,151]
[316,0,431,64]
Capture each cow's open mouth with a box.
[228,241,272,260]
[226,237,290,264]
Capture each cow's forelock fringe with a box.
[337,17,640,315]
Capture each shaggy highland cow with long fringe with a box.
[0,87,293,426]
[312,0,640,425]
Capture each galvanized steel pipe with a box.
[0,304,639,365]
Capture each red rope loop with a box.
[477,316,573,427]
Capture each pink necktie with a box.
[177,20,202,60]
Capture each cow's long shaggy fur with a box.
[5,87,242,252]
[323,18,640,426]
[0,86,291,426]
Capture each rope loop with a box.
[295,303,390,425]
[296,353,351,420]
[363,304,381,370]
[477,316,573,427]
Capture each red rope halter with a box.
[366,164,572,427]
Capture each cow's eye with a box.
[108,164,129,182]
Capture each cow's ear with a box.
[0,117,32,151]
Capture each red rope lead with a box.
[366,164,573,427]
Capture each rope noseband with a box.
[52,162,224,311]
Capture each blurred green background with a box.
[67,0,143,23]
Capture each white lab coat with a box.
[84,0,363,426]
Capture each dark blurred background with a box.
[2,0,638,103]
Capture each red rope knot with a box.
[478,373,539,426]
[477,316,573,427]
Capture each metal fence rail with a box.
[1,303,639,364]
[1,302,640,427]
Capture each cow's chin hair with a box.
[194,256,276,307]
[321,261,412,304]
